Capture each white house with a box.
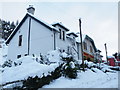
[6,5,80,61]
[76,34,103,62]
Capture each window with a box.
[83,42,87,50]
[63,31,65,40]
[18,35,22,46]
[90,46,93,53]
[17,55,21,59]
[59,29,62,39]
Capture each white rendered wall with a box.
[29,18,54,56]
[7,17,55,61]
[54,25,79,59]
[7,17,29,61]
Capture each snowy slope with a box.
[43,69,118,88]
[0,56,60,85]
[0,43,118,88]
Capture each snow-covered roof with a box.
[108,56,115,59]
[6,13,59,44]
[66,35,74,40]
[67,32,78,37]
[28,13,59,32]
[51,22,69,31]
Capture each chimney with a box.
[27,5,35,15]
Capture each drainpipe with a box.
[28,17,31,55]
[53,29,56,50]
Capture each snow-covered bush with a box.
[22,64,63,89]
[46,50,61,63]
[13,60,22,67]
[61,54,78,79]
[33,53,50,65]
[84,60,116,73]
[84,60,97,69]
[2,60,12,68]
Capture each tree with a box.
[10,21,16,30]
[16,20,19,26]
[1,20,17,40]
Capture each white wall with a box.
[7,16,80,61]
[7,17,55,61]
[55,25,79,59]
[30,18,54,56]
[7,17,29,61]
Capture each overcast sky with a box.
[0,1,118,59]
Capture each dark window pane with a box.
[63,31,65,40]
[18,35,22,46]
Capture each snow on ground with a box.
[43,69,118,88]
[0,56,60,85]
[0,41,8,65]
[0,48,2,64]
[47,50,61,62]
[0,41,119,88]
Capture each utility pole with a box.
[104,43,108,64]
[79,18,84,71]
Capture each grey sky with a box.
[0,1,118,59]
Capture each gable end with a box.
[6,13,58,44]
